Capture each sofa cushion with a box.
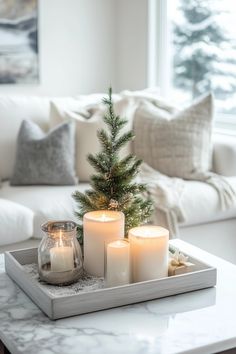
[180,176,236,227]
[213,134,236,176]
[11,120,77,186]
[0,199,34,246]
[0,96,51,181]
[0,182,89,239]
[1,176,236,242]
[133,93,214,179]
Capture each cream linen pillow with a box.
[66,109,106,182]
[133,93,214,179]
[50,97,135,182]
[50,102,106,182]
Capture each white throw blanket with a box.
[191,171,236,210]
[139,163,186,237]
[139,163,236,238]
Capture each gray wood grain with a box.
[4,246,217,320]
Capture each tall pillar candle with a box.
[83,211,124,276]
[129,226,169,282]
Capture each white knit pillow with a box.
[133,94,214,179]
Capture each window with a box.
[149,0,236,126]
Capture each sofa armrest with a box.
[212,134,236,176]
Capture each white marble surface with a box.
[0,240,236,354]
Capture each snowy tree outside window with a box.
[171,0,236,115]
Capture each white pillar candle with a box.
[50,231,74,272]
[83,210,124,277]
[105,239,130,288]
[129,226,169,282]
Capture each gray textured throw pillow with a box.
[11,120,77,185]
[133,93,214,179]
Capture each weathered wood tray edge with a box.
[4,244,217,320]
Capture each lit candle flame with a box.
[101,213,109,222]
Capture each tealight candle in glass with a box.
[105,239,130,288]
[38,221,83,285]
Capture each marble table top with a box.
[0,240,236,354]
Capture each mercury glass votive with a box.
[38,221,83,285]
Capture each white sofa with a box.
[0,95,236,264]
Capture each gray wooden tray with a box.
[4,243,217,320]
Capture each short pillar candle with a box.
[83,210,124,277]
[129,226,169,282]
[105,239,130,288]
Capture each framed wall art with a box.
[0,0,38,84]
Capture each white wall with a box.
[0,0,116,96]
[0,0,148,96]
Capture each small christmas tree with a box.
[73,88,153,243]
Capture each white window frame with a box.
[148,0,170,96]
[147,0,236,132]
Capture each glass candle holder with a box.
[38,220,83,285]
[104,238,130,288]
